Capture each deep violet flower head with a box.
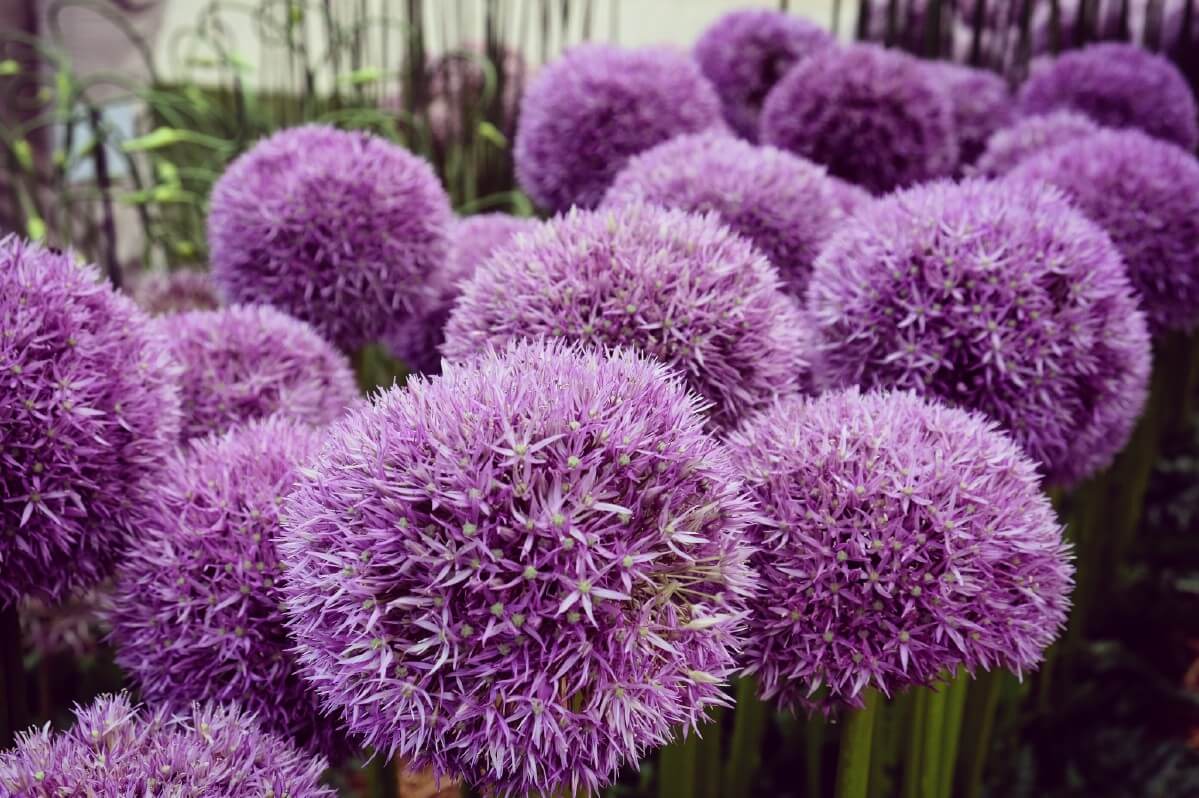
[0,236,181,608]
[806,179,1150,488]
[1009,129,1199,335]
[442,203,808,430]
[384,213,541,375]
[109,416,348,758]
[160,304,357,441]
[692,9,833,141]
[1016,42,1198,152]
[126,269,221,315]
[926,61,1013,169]
[514,44,724,213]
[760,43,959,194]
[0,693,334,797]
[278,340,755,796]
[973,111,1102,177]
[208,124,453,351]
[726,388,1073,709]
[602,132,851,299]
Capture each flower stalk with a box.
[834,689,879,798]
[723,677,769,797]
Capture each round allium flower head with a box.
[828,177,873,218]
[442,203,807,430]
[1009,129,1199,335]
[0,693,333,796]
[726,388,1073,709]
[927,61,1013,169]
[602,132,851,299]
[760,43,959,194]
[692,9,833,141]
[514,44,724,213]
[0,236,181,608]
[807,179,1150,487]
[385,214,540,375]
[208,124,452,351]
[278,340,755,796]
[160,304,357,441]
[973,111,1101,177]
[109,416,347,758]
[126,269,220,315]
[1016,42,1198,151]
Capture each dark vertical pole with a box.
[0,603,29,749]
[88,108,121,290]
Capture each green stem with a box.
[657,731,697,798]
[696,708,724,798]
[805,711,827,798]
[958,670,1005,798]
[918,684,947,798]
[901,690,927,798]
[834,689,879,798]
[868,691,908,798]
[723,677,768,797]
[0,603,29,749]
[938,672,969,798]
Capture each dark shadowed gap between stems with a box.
[805,711,827,796]
[867,690,908,798]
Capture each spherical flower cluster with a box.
[514,44,724,213]
[109,416,346,758]
[442,203,807,430]
[973,111,1101,177]
[159,304,357,441]
[1016,42,1198,152]
[807,179,1150,487]
[928,61,1013,169]
[385,213,540,374]
[0,693,333,796]
[126,269,221,315]
[602,132,851,299]
[208,124,452,351]
[278,340,755,796]
[828,177,873,218]
[1009,129,1199,334]
[692,9,833,141]
[761,43,959,194]
[726,388,1073,709]
[0,236,181,607]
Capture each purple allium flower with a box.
[1009,129,1199,335]
[926,61,1013,168]
[0,693,334,796]
[278,340,755,796]
[973,111,1102,177]
[425,44,529,145]
[442,203,807,430]
[208,124,453,351]
[20,583,110,658]
[1016,42,1198,151]
[0,236,181,608]
[807,179,1150,487]
[602,132,850,299]
[692,9,833,141]
[159,304,357,441]
[726,388,1073,709]
[385,214,541,375]
[828,177,873,218]
[126,269,221,315]
[514,44,724,213]
[760,44,959,194]
[109,416,347,758]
